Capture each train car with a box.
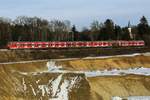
[118,41,145,47]
[7,40,145,49]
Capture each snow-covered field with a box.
[112,96,150,100]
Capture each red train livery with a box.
[7,41,145,49]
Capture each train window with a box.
[38,44,42,47]
[19,44,23,47]
[16,44,20,47]
[67,43,71,47]
[52,43,55,47]
[94,42,98,46]
[46,44,49,47]
[61,43,65,47]
[28,44,32,47]
[103,42,106,46]
[32,44,35,48]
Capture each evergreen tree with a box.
[104,19,115,40]
[71,25,78,41]
[138,16,149,39]
[114,25,122,40]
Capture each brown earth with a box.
[56,55,150,71]
[0,51,150,100]
[0,64,91,100]
[89,75,150,100]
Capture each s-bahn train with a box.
[7,40,145,49]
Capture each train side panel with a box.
[7,41,145,49]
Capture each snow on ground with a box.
[51,76,82,100]
[83,53,143,59]
[46,61,150,77]
[37,75,82,100]
[112,97,122,100]
[128,96,150,100]
[47,61,62,72]
[17,60,150,77]
[21,70,82,100]
[84,67,150,77]
[112,96,150,100]
[143,52,150,56]
[51,74,63,97]
[16,58,150,99]
[22,78,27,91]
[30,84,36,96]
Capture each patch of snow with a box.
[30,84,36,96]
[128,96,150,100]
[52,76,82,100]
[51,74,63,97]
[45,61,150,77]
[112,96,150,100]
[23,61,150,77]
[36,79,40,84]
[112,96,122,100]
[69,76,80,89]
[44,75,82,100]
[37,79,53,97]
[17,71,28,75]
[56,79,70,100]
[121,67,150,76]
[142,52,150,56]
[38,85,49,97]
[22,78,27,91]
[85,67,150,77]
[84,53,142,59]
[47,61,62,72]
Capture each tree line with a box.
[0,16,150,47]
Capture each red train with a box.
[7,41,145,49]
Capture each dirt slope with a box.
[89,75,150,100]
[56,55,150,71]
[0,53,150,100]
[0,64,91,100]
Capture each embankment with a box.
[0,47,150,62]
[0,64,91,100]
[56,54,150,71]
[0,52,150,100]
[89,75,150,100]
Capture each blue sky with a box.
[0,0,150,29]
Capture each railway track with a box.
[0,46,150,63]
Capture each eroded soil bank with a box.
[0,52,150,100]
[89,75,150,100]
[56,54,150,71]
